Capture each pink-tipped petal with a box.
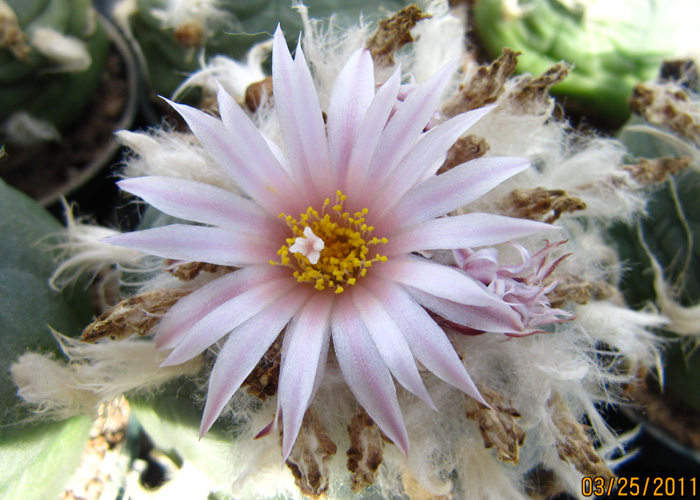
[118,176,282,237]
[102,225,276,266]
[384,213,558,256]
[199,287,314,437]
[272,28,332,200]
[365,61,457,195]
[375,255,515,310]
[278,294,333,460]
[407,287,525,334]
[351,287,436,409]
[331,295,410,455]
[327,49,375,183]
[156,265,288,350]
[373,105,495,211]
[344,66,402,198]
[365,278,487,405]
[164,97,300,217]
[161,277,298,366]
[378,157,531,231]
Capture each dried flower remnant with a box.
[81,289,191,343]
[443,48,520,117]
[347,407,385,493]
[104,23,558,460]
[621,156,691,185]
[166,260,235,281]
[630,78,700,147]
[548,392,613,481]
[465,385,525,465]
[242,337,282,402]
[506,187,587,223]
[245,76,273,112]
[365,4,431,66]
[437,134,490,174]
[0,0,29,60]
[284,409,337,497]
[509,62,570,115]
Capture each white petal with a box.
[377,157,531,231]
[199,287,314,437]
[272,28,332,201]
[373,105,494,211]
[374,255,512,309]
[327,48,375,182]
[351,287,436,409]
[156,265,288,349]
[384,213,558,256]
[164,97,302,217]
[118,176,282,237]
[278,294,333,460]
[161,277,298,366]
[344,66,402,198]
[331,295,410,455]
[102,225,277,266]
[365,278,487,405]
[365,61,457,195]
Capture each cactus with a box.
[0,0,110,141]
[472,0,700,125]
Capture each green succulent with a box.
[0,0,110,136]
[473,0,699,125]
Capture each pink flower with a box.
[451,241,572,336]
[105,27,556,459]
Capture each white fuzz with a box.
[2,111,61,146]
[150,0,228,33]
[49,201,145,292]
[30,27,92,72]
[174,42,271,103]
[11,331,201,420]
[117,129,242,193]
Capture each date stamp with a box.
[582,477,697,497]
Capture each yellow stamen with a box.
[270,190,388,294]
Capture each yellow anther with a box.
[271,190,388,294]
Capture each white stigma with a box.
[289,227,325,265]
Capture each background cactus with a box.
[0,0,110,143]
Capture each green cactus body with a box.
[473,0,677,125]
[0,0,110,132]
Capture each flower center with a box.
[270,190,388,294]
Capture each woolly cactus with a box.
[113,0,408,98]
[0,0,110,144]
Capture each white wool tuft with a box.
[11,330,201,421]
[49,200,146,292]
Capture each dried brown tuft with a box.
[508,62,569,115]
[622,157,690,185]
[173,20,205,49]
[346,407,385,493]
[630,77,700,147]
[81,289,190,342]
[285,409,338,497]
[465,385,526,465]
[443,48,520,117]
[548,392,614,481]
[506,187,586,223]
[365,4,430,67]
[242,336,281,401]
[437,135,490,174]
[0,2,30,60]
[245,76,273,112]
[166,260,235,281]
